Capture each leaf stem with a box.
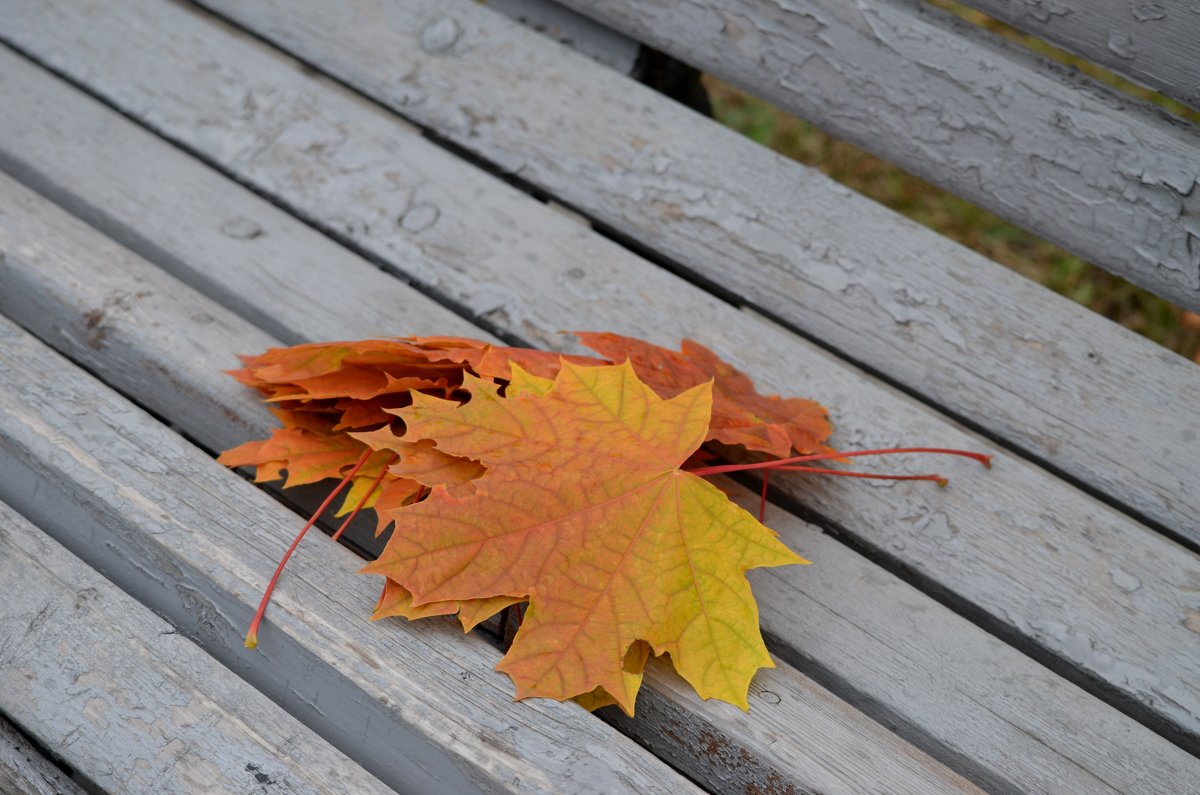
[770,465,948,487]
[688,446,991,478]
[331,453,399,542]
[245,448,373,649]
[758,469,770,523]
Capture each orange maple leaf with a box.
[220,338,554,503]
[574,332,833,457]
[221,335,835,516]
[362,361,808,715]
[372,577,522,633]
[220,333,990,709]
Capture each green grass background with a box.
[702,2,1200,361]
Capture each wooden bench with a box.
[0,0,1197,792]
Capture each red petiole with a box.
[248,445,990,648]
[689,446,991,478]
[769,465,948,487]
[696,446,990,524]
[331,453,399,542]
[758,470,770,523]
[244,448,373,649]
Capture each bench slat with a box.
[957,0,1200,110]
[0,715,87,795]
[2,0,1198,751]
[0,317,984,795]
[553,0,1200,309]
[0,192,984,795]
[0,88,1196,794]
[0,503,394,795]
[486,0,640,75]
[151,0,1200,539]
[0,316,709,795]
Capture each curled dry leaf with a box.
[219,334,835,489]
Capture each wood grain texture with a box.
[6,0,1196,753]
[957,0,1200,110]
[0,503,395,795]
[0,314,984,795]
[555,0,1200,308]
[168,0,1200,539]
[485,0,640,75]
[0,319,706,795]
[0,714,86,795]
[0,82,1196,793]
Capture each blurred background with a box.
[700,0,1200,362]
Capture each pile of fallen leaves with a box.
[220,333,985,714]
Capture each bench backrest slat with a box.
[958,0,1200,110]
[558,0,1200,311]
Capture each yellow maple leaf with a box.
[362,361,807,715]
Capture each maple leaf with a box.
[372,577,521,632]
[221,339,506,496]
[219,424,369,488]
[220,330,987,698]
[574,332,833,457]
[348,432,486,490]
[223,334,833,504]
[362,361,808,715]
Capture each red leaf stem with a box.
[245,447,373,649]
[331,453,400,542]
[688,447,991,478]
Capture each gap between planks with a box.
[954,0,1200,109]
[0,713,88,795]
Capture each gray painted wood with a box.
[0,317,984,795]
[5,0,1197,754]
[0,178,984,795]
[485,0,640,75]
[0,503,394,795]
[165,0,1200,539]
[0,54,482,352]
[0,97,1195,795]
[0,715,86,795]
[0,318,707,795]
[554,0,1200,308]
[729,479,1200,795]
[957,0,1200,110]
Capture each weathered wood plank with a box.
[0,194,984,795]
[736,487,1200,795]
[0,96,1196,793]
[0,55,481,353]
[169,0,1200,539]
[957,0,1200,110]
[0,714,86,795]
[0,319,707,795]
[0,321,984,795]
[0,503,396,795]
[554,0,1200,307]
[485,0,640,75]
[6,0,1196,753]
